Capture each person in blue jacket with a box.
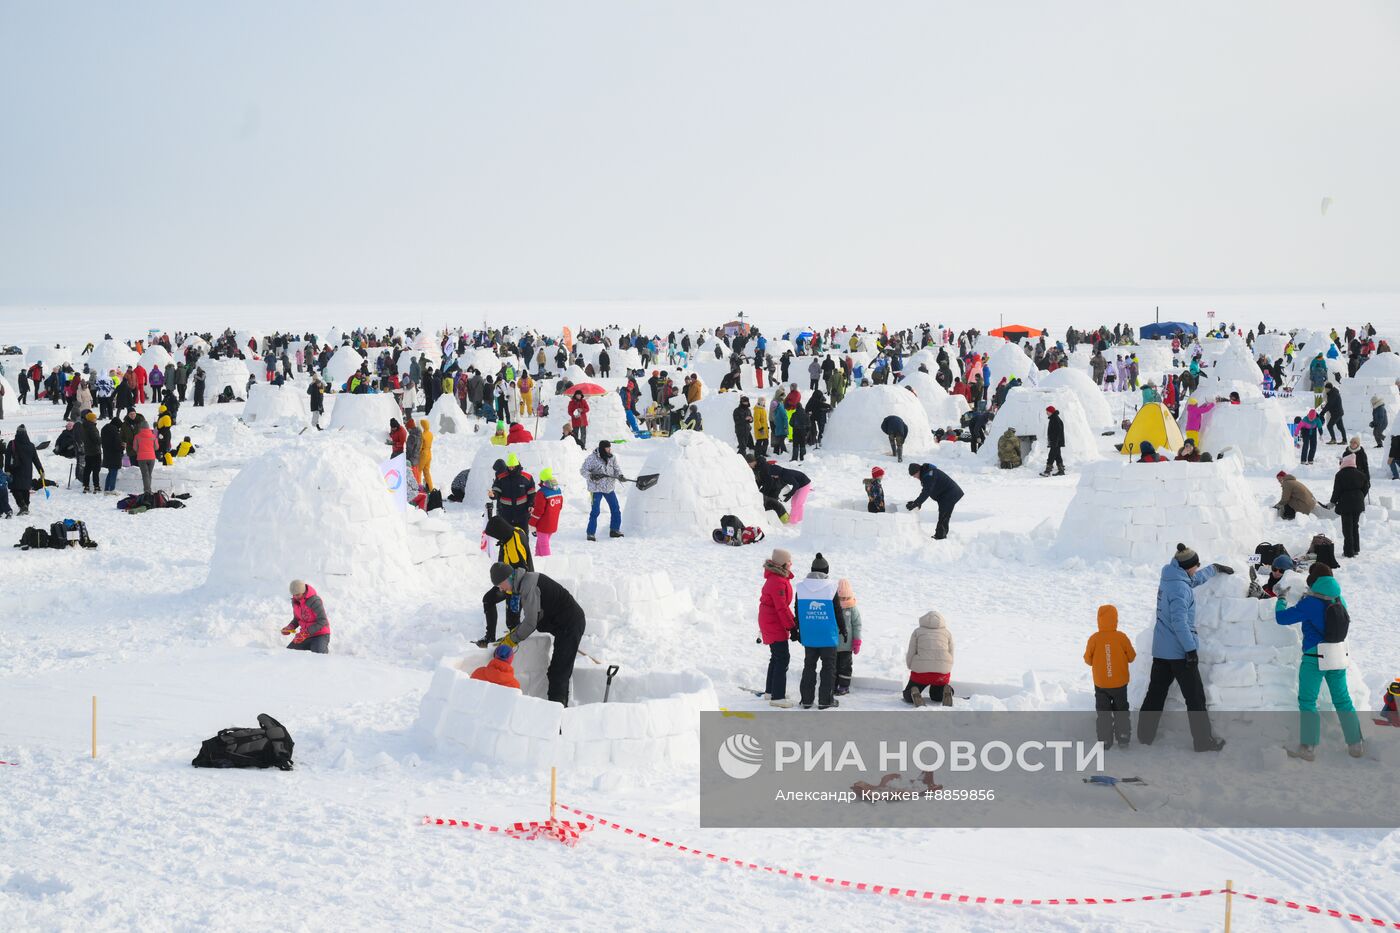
[880,414,908,462]
[905,461,963,540]
[1137,543,1232,752]
[1274,575,1365,760]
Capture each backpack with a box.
[16,526,50,549]
[1322,599,1350,644]
[191,713,295,770]
[48,521,69,549]
[1254,542,1289,567]
[426,488,443,511]
[1309,533,1340,569]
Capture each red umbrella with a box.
[564,382,608,397]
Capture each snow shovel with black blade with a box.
[620,474,659,491]
[603,665,620,702]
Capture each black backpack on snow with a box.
[16,526,50,549]
[1322,599,1350,644]
[1254,542,1289,567]
[191,714,295,770]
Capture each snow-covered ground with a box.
[3,301,1400,931]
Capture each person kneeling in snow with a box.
[1273,471,1318,520]
[489,562,586,706]
[996,427,1021,469]
[904,610,953,707]
[470,644,521,690]
[282,580,331,653]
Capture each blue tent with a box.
[1140,321,1197,340]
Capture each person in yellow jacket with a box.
[1083,604,1136,749]
[753,401,770,458]
[490,419,509,446]
[517,372,534,416]
[418,419,435,491]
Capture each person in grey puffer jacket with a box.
[903,610,954,706]
[405,420,423,471]
[579,439,624,541]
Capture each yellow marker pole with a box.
[91,696,97,758]
[1224,879,1233,932]
[550,766,557,823]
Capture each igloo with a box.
[542,390,633,444]
[978,387,1101,468]
[414,644,715,770]
[327,392,400,434]
[1127,571,1369,713]
[896,371,969,430]
[138,345,174,372]
[207,440,419,592]
[984,342,1038,388]
[1195,398,1295,470]
[459,438,589,512]
[1037,366,1115,433]
[426,393,470,435]
[234,330,265,356]
[1055,457,1266,565]
[324,346,366,388]
[178,334,211,355]
[85,339,138,375]
[821,385,936,457]
[1356,352,1400,380]
[242,383,310,427]
[26,345,73,367]
[459,347,505,376]
[630,431,767,536]
[197,357,252,401]
[1252,333,1290,362]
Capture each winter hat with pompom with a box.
[811,552,830,574]
[1173,543,1200,570]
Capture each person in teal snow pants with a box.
[1273,574,1365,760]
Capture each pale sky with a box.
[2,0,1397,305]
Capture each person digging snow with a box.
[906,461,963,540]
[1136,544,1230,752]
[282,580,331,654]
[880,414,908,462]
[580,439,624,541]
[489,562,587,706]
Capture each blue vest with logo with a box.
[794,576,840,648]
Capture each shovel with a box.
[602,664,620,702]
[621,473,659,491]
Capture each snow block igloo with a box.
[977,387,1101,468]
[542,391,632,444]
[327,392,400,434]
[798,505,926,546]
[324,346,366,388]
[896,371,969,430]
[1127,571,1369,712]
[1195,398,1294,470]
[1056,457,1265,565]
[208,439,418,591]
[197,357,252,401]
[822,385,936,456]
[630,431,766,536]
[415,643,716,770]
[529,553,696,642]
[1036,367,1115,433]
[460,438,589,511]
[425,393,470,435]
[242,384,310,427]
[85,339,138,375]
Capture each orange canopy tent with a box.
[990,325,1044,341]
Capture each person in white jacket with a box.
[579,439,625,542]
[903,610,954,707]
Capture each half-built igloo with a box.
[1195,398,1295,470]
[138,345,174,372]
[327,392,400,435]
[1036,367,1115,433]
[207,440,418,593]
[1056,456,1265,565]
[896,371,969,429]
[425,393,470,435]
[542,390,632,444]
[1127,570,1369,712]
[977,387,1101,468]
[415,641,716,770]
[630,430,767,536]
[323,346,366,388]
[242,383,310,427]
[197,357,252,401]
[459,438,589,511]
[822,385,936,457]
[85,339,138,375]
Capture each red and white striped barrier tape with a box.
[422,816,592,847]
[559,804,1400,929]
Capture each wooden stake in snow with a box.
[1224,879,1233,932]
[549,767,557,823]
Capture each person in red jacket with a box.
[757,547,797,708]
[133,363,148,405]
[567,391,590,450]
[132,418,158,495]
[528,468,563,556]
[470,643,521,689]
[281,580,331,653]
[388,418,407,457]
[507,421,534,444]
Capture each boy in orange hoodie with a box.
[1084,605,1136,749]
[470,644,521,690]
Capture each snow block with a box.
[1209,685,1264,709]
[1209,661,1258,688]
[1253,615,1300,649]
[509,695,566,740]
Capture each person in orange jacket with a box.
[470,643,521,690]
[1084,604,1136,749]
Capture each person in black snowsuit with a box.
[1329,454,1369,558]
[598,348,610,378]
[733,396,755,457]
[806,390,830,448]
[906,461,963,540]
[491,563,587,706]
[4,425,43,515]
[489,457,537,530]
[307,378,324,430]
[1041,406,1066,476]
[100,416,123,493]
[962,408,990,453]
[788,404,811,462]
[880,415,908,462]
[750,458,809,523]
[1321,384,1346,443]
[78,412,102,492]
